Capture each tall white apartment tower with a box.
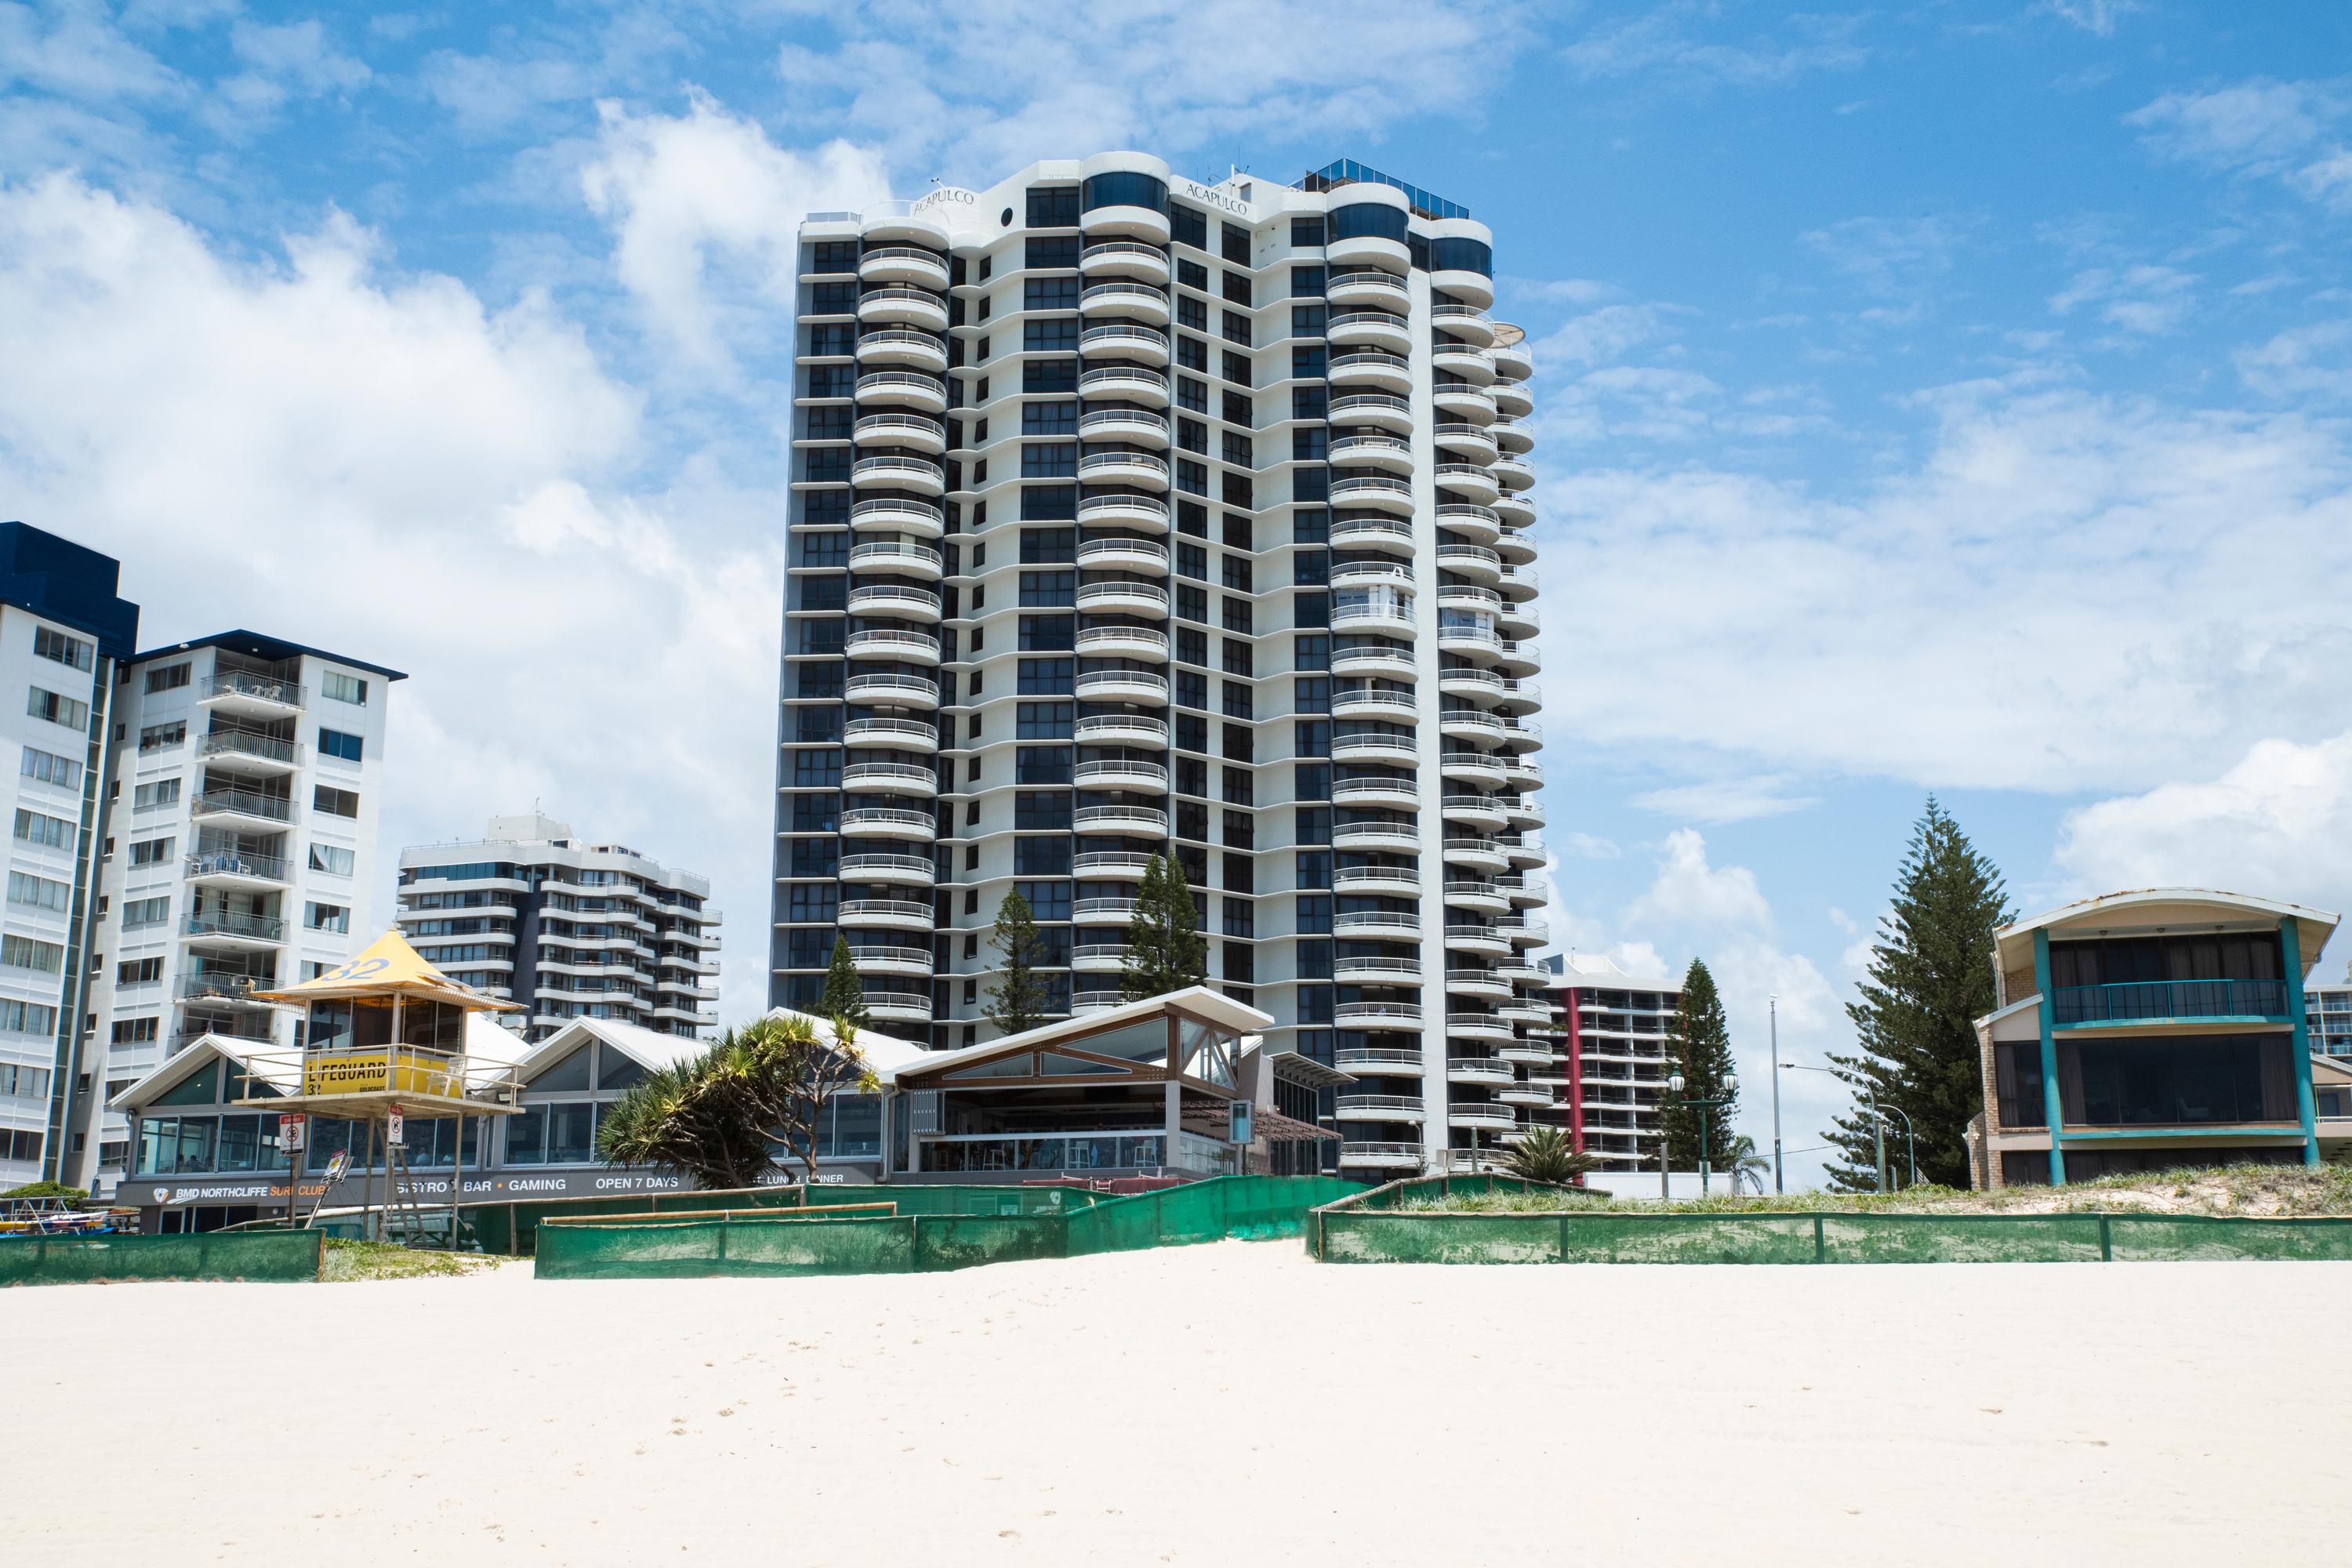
[395,814,721,1044]
[771,154,1548,1184]
[82,633,400,1186]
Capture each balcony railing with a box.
[183,911,287,942]
[191,787,293,824]
[200,671,303,708]
[2053,978,2289,1026]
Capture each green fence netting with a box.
[0,1229,322,1286]
[1307,1178,2352,1265]
[534,1174,1365,1281]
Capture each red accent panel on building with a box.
[1561,983,1584,1153]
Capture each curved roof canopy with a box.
[1995,888,2340,978]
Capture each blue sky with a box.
[4,1,2350,1184]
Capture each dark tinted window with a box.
[1328,202,1410,244]
[1430,237,1493,276]
[1081,172,1170,214]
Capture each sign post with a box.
[386,1104,404,1148]
[278,1115,307,1225]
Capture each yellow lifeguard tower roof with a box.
[254,927,523,1011]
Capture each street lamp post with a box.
[1879,1102,1919,1190]
[1780,1060,1887,1194]
[1666,1072,1740,1196]
[1769,996,1783,1196]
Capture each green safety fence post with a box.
[2099,1214,2112,1262]
[1813,1214,1825,1264]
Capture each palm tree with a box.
[1504,1127,1599,1187]
[1722,1133,1772,1196]
[597,1014,828,1191]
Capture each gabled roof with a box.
[107,1034,292,1109]
[255,927,521,1011]
[880,986,1272,1086]
[509,1008,931,1087]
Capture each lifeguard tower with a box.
[236,929,525,1245]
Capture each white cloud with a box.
[1563,4,1869,89]
[0,172,784,1018]
[216,18,368,119]
[2056,733,2352,925]
[1531,382,2352,794]
[1532,302,1676,369]
[0,0,181,100]
[2041,0,2143,36]
[578,93,891,375]
[2129,78,2352,211]
[1632,775,1818,824]
[1626,829,1775,930]
[2236,318,2352,401]
[2048,263,2199,337]
[1800,214,1959,300]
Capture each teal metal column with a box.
[2283,916,2319,1167]
[2034,929,2066,1186]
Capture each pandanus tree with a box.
[597,1011,875,1189]
[1504,1126,1599,1187]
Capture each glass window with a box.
[318,728,364,762]
[1328,201,1410,245]
[322,671,368,705]
[1430,237,1493,276]
[1081,172,1170,214]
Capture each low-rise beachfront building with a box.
[108,985,1275,1227]
[1971,888,2347,1189]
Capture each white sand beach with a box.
[5,1240,2345,1565]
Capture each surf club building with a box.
[1971,888,2352,1188]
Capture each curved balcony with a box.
[854,330,949,373]
[1430,799,1505,832]
[1075,579,1170,616]
[1330,822,1419,853]
[853,372,948,414]
[1334,866,1421,898]
[1433,383,1497,423]
[840,762,937,799]
[1436,463,1500,505]
[1071,990,1128,1016]
[1448,1102,1520,1131]
[1331,729,1417,766]
[1499,1084,1555,1107]
[853,410,947,453]
[1431,303,1497,347]
[844,627,941,665]
[1446,968,1512,1000]
[1327,311,1413,355]
[1081,281,1172,325]
[1492,379,1534,419]
[1079,324,1171,365]
[840,807,935,841]
[1071,943,1131,972]
[1495,530,1537,568]
[1073,804,1169,837]
[1077,450,1171,489]
[1079,408,1171,448]
[1329,516,1414,555]
[1076,536,1168,575]
[1438,502,1501,544]
[1334,1094,1427,1123]
[843,717,938,753]
[1074,757,1168,790]
[847,944,935,977]
[1501,837,1545,871]
[1430,267,1494,308]
[1434,422,1501,462]
[1073,895,1139,924]
[1498,916,1549,949]
[1336,1047,1425,1077]
[1075,669,1169,704]
[1436,544,1502,584]
[1443,837,1508,873]
[1447,880,1508,915]
[866,993,935,1025]
[1328,392,1413,434]
[1440,751,1507,788]
[1329,475,1414,515]
[1448,1009,1512,1041]
[1439,709,1504,745]
[1330,557,1413,592]
[1080,241,1171,282]
[1432,343,1497,385]
[1336,1002,1425,1033]
[1490,339,1534,380]
[856,287,949,332]
[1436,622,1501,660]
[1329,641,1415,678]
[1330,776,1418,810]
[858,246,949,289]
[1491,418,1534,456]
[1073,851,1154,881]
[848,584,943,623]
[1076,493,1171,532]
[1494,640,1540,679]
[838,898,934,931]
[1328,232,1410,270]
[1498,601,1538,644]
[1079,365,1171,407]
[1439,670,1504,707]
[1493,491,1535,528]
[1329,352,1413,395]
[839,853,936,887]
[1498,996,1553,1024]
[1497,719,1542,755]
[848,541,944,580]
[851,454,946,495]
[1335,956,1424,983]
[1445,924,1509,957]
[1330,688,1417,724]
[1491,456,1534,492]
[1328,434,1413,473]
[1080,200,1171,244]
[1341,1142,1425,1169]
[1076,624,1169,660]
[1332,601,1416,637]
[1504,797,1544,831]
[858,203,950,248]
[1445,1058,1512,1087]
[1074,713,1168,747]
[1326,269,1410,310]
[1332,909,1421,940]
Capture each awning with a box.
[1254,1108,1341,1143]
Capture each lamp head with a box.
[1726,1074,1739,1096]
[1668,1073,1686,1094]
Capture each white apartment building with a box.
[0,524,135,1193]
[396,814,720,1044]
[1546,953,1682,1173]
[770,154,1549,1184]
[82,633,401,1187]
